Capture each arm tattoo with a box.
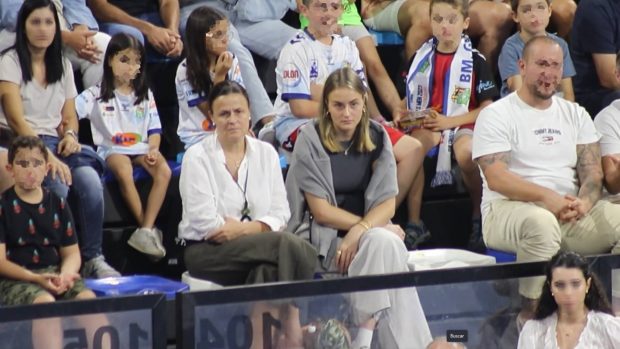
[475,151,511,172]
[576,142,603,204]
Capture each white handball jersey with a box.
[76,85,162,159]
[273,29,365,145]
[175,55,243,149]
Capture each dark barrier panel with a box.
[0,294,167,349]
[177,254,620,349]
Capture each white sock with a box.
[352,328,373,349]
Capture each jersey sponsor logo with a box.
[289,33,305,45]
[111,132,143,146]
[102,105,115,117]
[477,80,495,93]
[451,87,471,105]
[310,59,319,80]
[202,119,215,131]
[282,63,301,87]
[135,106,145,119]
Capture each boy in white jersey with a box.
[274,0,365,150]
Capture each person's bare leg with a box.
[453,135,481,218]
[133,155,171,229]
[32,293,62,349]
[393,136,425,223]
[73,290,114,349]
[467,1,514,77]
[408,128,442,223]
[408,162,425,224]
[355,35,402,119]
[402,128,440,247]
[399,0,433,60]
[550,0,576,42]
[106,154,144,225]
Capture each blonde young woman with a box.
[286,67,433,349]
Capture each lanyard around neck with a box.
[228,162,251,222]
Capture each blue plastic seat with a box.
[85,275,189,300]
[369,29,404,46]
[486,248,517,263]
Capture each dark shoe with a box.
[467,217,487,253]
[404,221,431,250]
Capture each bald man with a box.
[473,36,620,325]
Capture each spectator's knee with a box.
[72,166,103,196]
[32,292,55,304]
[75,290,97,300]
[364,228,406,254]
[520,209,561,244]
[156,162,172,183]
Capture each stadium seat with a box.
[486,248,517,263]
[369,29,405,46]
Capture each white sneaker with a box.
[152,227,166,257]
[127,228,166,258]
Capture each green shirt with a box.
[299,0,363,28]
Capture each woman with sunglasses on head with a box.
[178,80,316,286]
[518,250,620,349]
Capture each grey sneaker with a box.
[81,255,121,279]
[127,227,166,258]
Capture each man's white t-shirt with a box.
[76,85,161,159]
[472,92,600,217]
[273,29,365,145]
[175,56,243,149]
[594,99,620,157]
[0,50,77,136]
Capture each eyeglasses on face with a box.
[205,30,228,40]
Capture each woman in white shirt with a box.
[178,80,316,286]
[518,251,620,349]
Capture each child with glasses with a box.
[0,136,95,308]
[175,6,244,149]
